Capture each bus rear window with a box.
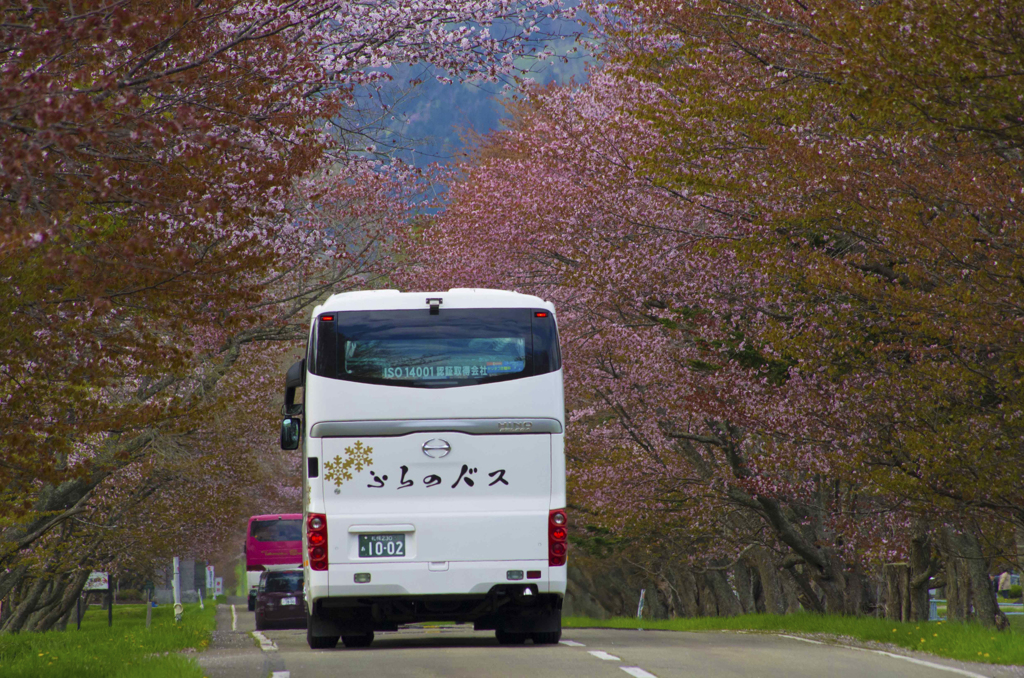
[310,308,560,388]
[250,519,302,542]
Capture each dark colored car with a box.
[255,569,306,631]
[248,585,258,611]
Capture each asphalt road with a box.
[197,599,1020,678]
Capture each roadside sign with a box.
[84,571,109,591]
[205,565,215,590]
[214,577,223,596]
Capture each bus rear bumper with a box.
[305,561,565,634]
[307,559,566,600]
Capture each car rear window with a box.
[308,308,560,388]
[265,572,303,593]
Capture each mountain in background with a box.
[350,21,592,168]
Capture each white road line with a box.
[252,631,278,652]
[620,668,658,678]
[231,604,237,631]
[851,648,991,678]
[559,639,586,647]
[588,650,621,661]
[779,634,823,645]
[779,633,991,678]
[271,673,290,678]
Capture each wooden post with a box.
[146,588,152,629]
[76,595,81,630]
[107,587,112,627]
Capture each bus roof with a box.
[314,289,554,315]
[248,514,302,523]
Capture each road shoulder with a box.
[195,601,275,678]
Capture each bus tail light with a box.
[307,513,328,571]
[549,509,567,566]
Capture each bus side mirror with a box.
[281,417,301,450]
[283,359,305,416]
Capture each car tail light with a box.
[549,509,567,566]
[307,513,328,571]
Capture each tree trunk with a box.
[1,575,48,633]
[0,565,29,609]
[1015,519,1024,576]
[697,573,718,616]
[959,530,1005,629]
[939,526,1006,628]
[780,571,802,614]
[884,563,911,622]
[784,562,824,613]
[848,562,872,615]
[909,524,935,622]
[748,548,786,615]
[813,552,857,615]
[653,574,680,618]
[33,570,91,633]
[672,568,701,618]
[732,560,757,614]
[705,567,742,617]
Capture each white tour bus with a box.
[280,289,566,649]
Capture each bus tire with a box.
[532,630,561,644]
[341,632,374,648]
[495,629,527,645]
[306,606,339,649]
[307,626,339,649]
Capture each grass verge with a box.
[938,603,1023,633]
[564,612,1024,665]
[0,602,216,678]
[234,559,247,598]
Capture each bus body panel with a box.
[246,514,303,568]
[299,290,566,640]
[246,513,302,601]
[303,370,564,428]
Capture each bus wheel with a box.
[495,629,527,645]
[342,632,374,648]
[307,625,339,649]
[532,630,561,644]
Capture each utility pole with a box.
[172,557,183,622]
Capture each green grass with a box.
[564,612,1024,665]
[234,559,247,597]
[0,602,216,678]
[937,602,1024,632]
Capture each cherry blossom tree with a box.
[1,0,578,631]
[605,0,1023,625]
[399,71,902,616]
[404,0,1023,625]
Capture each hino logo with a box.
[497,421,533,433]
[422,439,452,458]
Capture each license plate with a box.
[358,533,406,558]
[281,597,296,606]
